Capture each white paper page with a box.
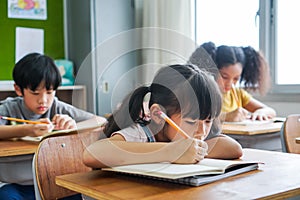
[15,27,44,63]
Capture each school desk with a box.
[0,139,38,157]
[222,122,283,151]
[55,148,300,200]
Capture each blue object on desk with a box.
[54,60,74,86]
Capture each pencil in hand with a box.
[157,111,190,139]
[231,83,241,107]
[0,116,46,124]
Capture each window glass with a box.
[195,0,259,49]
[276,0,300,84]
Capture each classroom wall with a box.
[0,0,65,80]
[65,0,136,114]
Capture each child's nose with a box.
[194,123,206,139]
[38,94,47,104]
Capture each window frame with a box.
[194,0,300,96]
[262,0,300,94]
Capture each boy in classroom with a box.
[83,64,243,169]
[0,53,106,200]
[189,42,276,122]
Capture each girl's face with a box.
[15,82,56,115]
[217,63,243,93]
[165,113,213,141]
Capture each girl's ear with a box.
[149,103,164,124]
[14,84,23,96]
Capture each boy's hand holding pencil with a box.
[0,116,48,124]
[0,116,54,137]
[29,118,54,137]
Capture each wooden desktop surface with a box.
[56,148,300,200]
[0,139,38,157]
[222,122,283,135]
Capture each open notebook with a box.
[222,119,273,126]
[222,117,286,126]
[102,158,261,186]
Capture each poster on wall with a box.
[15,27,44,63]
[8,0,47,20]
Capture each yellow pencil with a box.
[158,111,190,139]
[232,83,241,107]
[0,116,46,124]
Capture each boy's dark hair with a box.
[104,64,222,137]
[13,53,61,92]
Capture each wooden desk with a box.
[0,139,39,185]
[0,139,38,157]
[222,122,283,135]
[222,123,283,151]
[296,137,300,144]
[55,148,300,200]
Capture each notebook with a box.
[222,119,273,126]
[222,117,286,126]
[102,158,261,186]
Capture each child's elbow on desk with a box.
[83,146,107,169]
[206,135,243,159]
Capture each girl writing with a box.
[83,64,242,168]
[189,42,276,122]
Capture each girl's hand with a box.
[250,109,270,121]
[171,138,208,164]
[225,107,249,122]
[26,118,54,137]
[52,114,76,130]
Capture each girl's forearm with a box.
[83,139,168,168]
[83,139,188,168]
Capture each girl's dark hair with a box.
[241,46,270,94]
[188,42,219,79]
[13,52,61,92]
[104,64,222,137]
[190,42,271,94]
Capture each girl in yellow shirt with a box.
[189,42,276,122]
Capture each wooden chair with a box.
[33,128,102,200]
[280,114,300,153]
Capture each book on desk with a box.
[102,158,260,186]
[222,117,286,126]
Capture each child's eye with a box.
[185,120,197,125]
[47,90,54,94]
[205,119,213,124]
[221,75,228,80]
[234,77,240,82]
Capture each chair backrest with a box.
[280,114,300,153]
[34,128,101,200]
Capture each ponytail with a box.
[241,46,271,95]
[241,46,260,88]
[104,86,150,137]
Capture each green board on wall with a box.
[0,0,64,80]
